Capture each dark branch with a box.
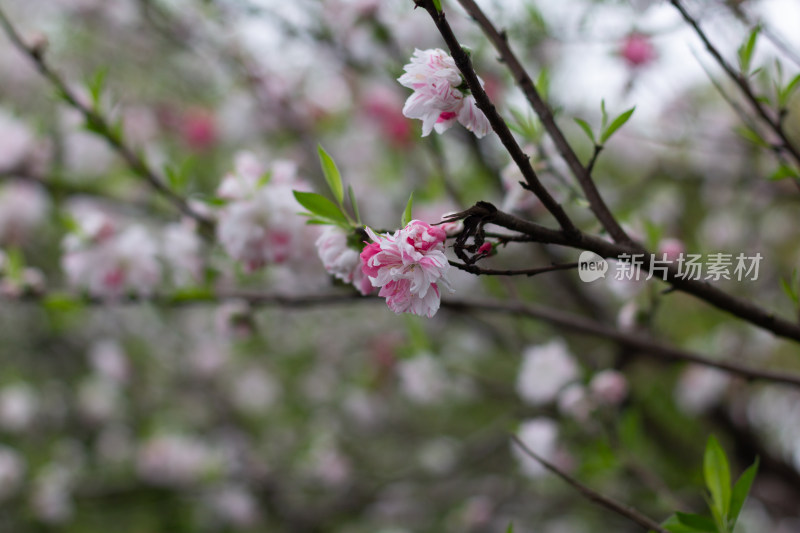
[449,260,579,277]
[8,288,800,386]
[454,0,633,245]
[411,0,578,236]
[446,202,800,343]
[669,0,800,169]
[510,435,670,533]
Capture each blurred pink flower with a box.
[619,33,657,68]
[516,339,580,405]
[161,220,203,286]
[61,210,161,298]
[589,369,629,406]
[361,220,452,317]
[398,48,490,138]
[216,153,318,271]
[0,110,36,172]
[658,237,685,262]
[181,108,217,152]
[316,225,373,295]
[363,87,413,147]
[0,180,48,246]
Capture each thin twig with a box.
[0,5,214,235]
[444,297,800,387]
[8,289,800,386]
[411,0,578,236]
[691,49,800,191]
[669,0,800,169]
[510,435,670,533]
[585,145,604,177]
[454,0,633,245]
[449,260,579,277]
[449,202,800,343]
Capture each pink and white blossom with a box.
[0,446,25,501]
[398,49,490,138]
[557,384,592,422]
[0,383,37,433]
[0,110,36,172]
[62,209,161,298]
[516,339,580,405]
[216,153,318,271]
[136,434,222,487]
[0,180,49,245]
[360,220,452,317]
[588,369,629,406]
[512,418,560,478]
[161,220,203,286]
[316,225,373,295]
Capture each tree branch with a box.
[447,202,800,343]
[510,435,670,533]
[0,5,214,235]
[410,0,578,236]
[448,260,579,277]
[669,0,800,169]
[8,289,800,387]
[454,0,633,245]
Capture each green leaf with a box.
[509,107,540,140]
[729,457,759,528]
[780,73,800,107]
[600,99,608,129]
[769,164,800,181]
[738,26,760,74]
[574,118,595,143]
[536,68,550,100]
[735,126,770,148]
[643,219,663,250]
[509,107,541,142]
[42,292,84,313]
[59,213,81,235]
[401,192,414,227]
[293,191,349,224]
[675,512,717,532]
[781,276,799,305]
[704,435,732,522]
[662,514,713,533]
[348,184,361,225]
[506,523,514,533]
[4,247,24,281]
[168,287,215,303]
[432,0,442,12]
[302,217,335,225]
[708,499,725,533]
[257,171,273,188]
[318,145,344,205]
[601,106,635,144]
[164,159,194,192]
[87,67,108,107]
[204,196,229,207]
[83,115,106,136]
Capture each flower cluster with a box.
[360,220,452,318]
[216,153,317,272]
[316,226,373,295]
[398,48,491,138]
[0,180,49,246]
[61,209,161,298]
